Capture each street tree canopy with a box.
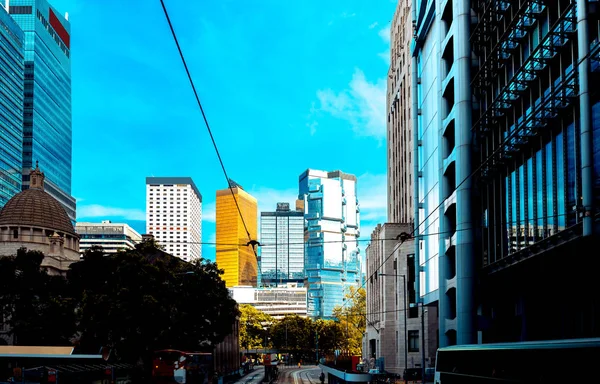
[239,304,274,349]
[0,242,238,370]
[332,286,366,356]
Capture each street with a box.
[277,367,327,384]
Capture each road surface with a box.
[277,366,327,384]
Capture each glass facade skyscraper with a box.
[0,4,24,207]
[299,169,361,320]
[409,0,600,347]
[216,180,258,288]
[259,202,304,287]
[7,0,75,221]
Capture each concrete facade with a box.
[387,0,415,225]
[365,223,435,374]
[146,177,202,261]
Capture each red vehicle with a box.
[152,349,213,384]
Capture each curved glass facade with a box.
[0,5,24,207]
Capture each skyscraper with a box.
[146,177,202,261]
[259,202,304,287]
[7,0,75,222]
[298,169,360,320]
[387,0,414,224]
[216,180,258,288]
[410,0,600,347]
[0,3,24,207]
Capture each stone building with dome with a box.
[0,164,79,275]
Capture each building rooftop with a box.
[0,164,75,235]
[145,177,202,201]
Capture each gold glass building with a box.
[216,182,258,287]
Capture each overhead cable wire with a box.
[158,0,257,258]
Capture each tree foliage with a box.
[237,286,367,357]
[69,244,238,363]
[269,315,314,352]
[0,243,238,369]
[0,248,76,346]
[239,304,274,349]
[332,286,366,355]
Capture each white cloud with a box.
[378,25,391,43]
[369,22,379,29]
[78,204,146,221]
[340,11,356,18]
[378,51,390,65]
[315,68,386,139]
[307,120,318,136]
[357,173,388,223]
[203,202,216,222]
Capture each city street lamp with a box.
[379,273,408,373]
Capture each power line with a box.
[158,0,257,259]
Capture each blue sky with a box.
[52,0,395,261]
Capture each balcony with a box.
[444,189,457,215]
[445,231,457,253]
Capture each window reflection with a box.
[566,121,577,226]
[556,133,565,230]
[546,141,554,236]
[536,150,544,240]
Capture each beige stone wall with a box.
[387,0,415,224]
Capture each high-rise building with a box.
[6,0,75,222]
[216,180,258,288]
[387,0,414,224]
[76,220,142,255]
[298,169,360,320]
[410,0,600,348]
[0,3,24,207]
[259,202,304,287]
[146,177,202,261]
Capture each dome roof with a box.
[0,188,75,235]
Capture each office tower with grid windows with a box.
[411,0,600,348]
[298,169,361,320]
[146,177,202,261]
[259,202,305,287]
[0,3,24,207]
[216,180,258,288]
[6,0,76,222]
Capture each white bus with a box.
[434,337,600,383]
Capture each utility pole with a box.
[315,328,319,364]
[421,303,426,384]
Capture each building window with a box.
[10,6,33,14]
[408,330,419,352]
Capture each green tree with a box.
[313,319,344,355]
[68,241,238,366]
[0,248,76,346]
[269,315,313,352]
[239,304,274,349]
[332,286,366,356]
